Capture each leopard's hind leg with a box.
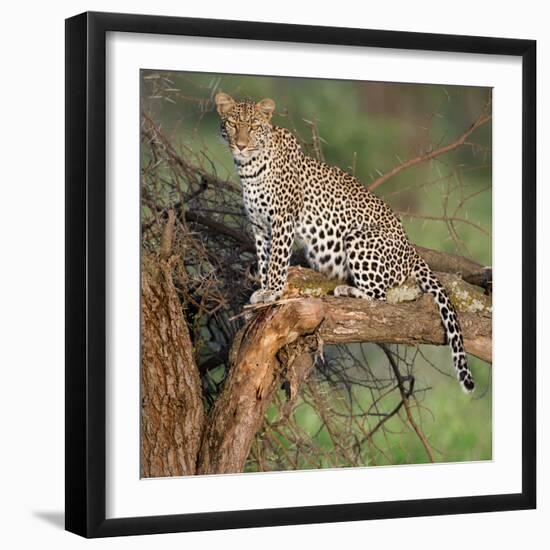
[334,227,393,300]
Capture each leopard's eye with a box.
[251,122,261,130]
[226,119,237,128]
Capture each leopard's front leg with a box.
[249,213,295,304]
[251,223,270,290]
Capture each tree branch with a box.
[196,300,325,474]
[292,266,492,363]
[380,345,435,463]
[368,113,491,192]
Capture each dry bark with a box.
[140,217,204,478]
[196,300,325,474]
[415,246,484,279]
[416,246,492,289]
[285,266,492,363]
[320,294,491,362]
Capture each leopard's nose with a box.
[236,142,246,151]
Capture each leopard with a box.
[214,92,475,393]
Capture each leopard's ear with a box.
[214,92,235,116]
[256,98,276,120]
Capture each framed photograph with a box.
[65,11,536,538]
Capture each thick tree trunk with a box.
[140,248,204,477]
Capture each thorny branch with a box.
[368,112,491,191]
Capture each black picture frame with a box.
[65,11,536,538]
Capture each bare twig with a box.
[380,345,435,463]
[368,114,491,191]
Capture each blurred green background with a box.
[141,70,492,467]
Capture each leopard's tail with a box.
[412,255,475,393]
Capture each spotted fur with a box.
[215,92,475,393]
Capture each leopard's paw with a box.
[333,285,374,300]
[333,285,352,297]
[249,289,282,304]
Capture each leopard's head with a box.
[215,92,275,162]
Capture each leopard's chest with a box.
[239,162,276,227]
